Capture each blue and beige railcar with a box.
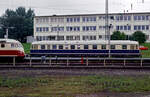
[30,40,141,57]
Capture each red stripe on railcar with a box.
[0,50,25,57]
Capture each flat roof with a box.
[34,12,150,18]
[32,40,139,45]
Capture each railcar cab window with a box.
[41,45,45,50]
[102,45,106,49]
[84,45,88,49]
[59,45,63,49]
[130,45,135,50]
[111,45,115,49]
[93,45,97,49]
[33,44,38,50]
[1,44,5,48]
[52,45,57,50]
[122,45,127,49]
[71,45,75,49]
[11,43,15,48]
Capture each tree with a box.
[132,31,146,44]
[111,31,126,40]
[0,7,35,42]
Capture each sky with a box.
[0,0,150,16]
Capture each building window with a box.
[99,35,102,39]
[128,16,131,20]
[138,25,141,30]
[124,16,127,20]
[75,36,80,40]
[120,16,123,20]
[58,36,64,40]
[66,36,73,40]
[138,16,141,20]
[116,16,119,21]
[128,26,131,30]
[82,26,97,31]
[82,17,96,22]
[142,16,145,20]
[124,26,127,30]
[134,26,137,30]
[36,27,39,32]
[142,25,145,30]
[48,36,56,40]
[134,16,137,21]
[146,25,149,30]
[120,26,123,30]
[146,16,149,20]
[116,26,119,30]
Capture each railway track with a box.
[0,57,150,69]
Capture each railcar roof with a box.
[32,40,139,45]
[0,39,20,43]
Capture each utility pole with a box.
[105,0,109,40]
[105,0,111,58]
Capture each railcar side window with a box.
[93,45,97,49]
[71,45,75,49]
[111,45,115,49]
[77,45,80,49]
[59,45,63,49]
[122,45,127,49]
[102,45,106,49]
[41,45,45,50]
[84,45,88,49]
[65,45,69,49]
[1,44,5,48]
[47,45,50,50]
[52,45,57,49]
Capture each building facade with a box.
[34,12,150,42]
